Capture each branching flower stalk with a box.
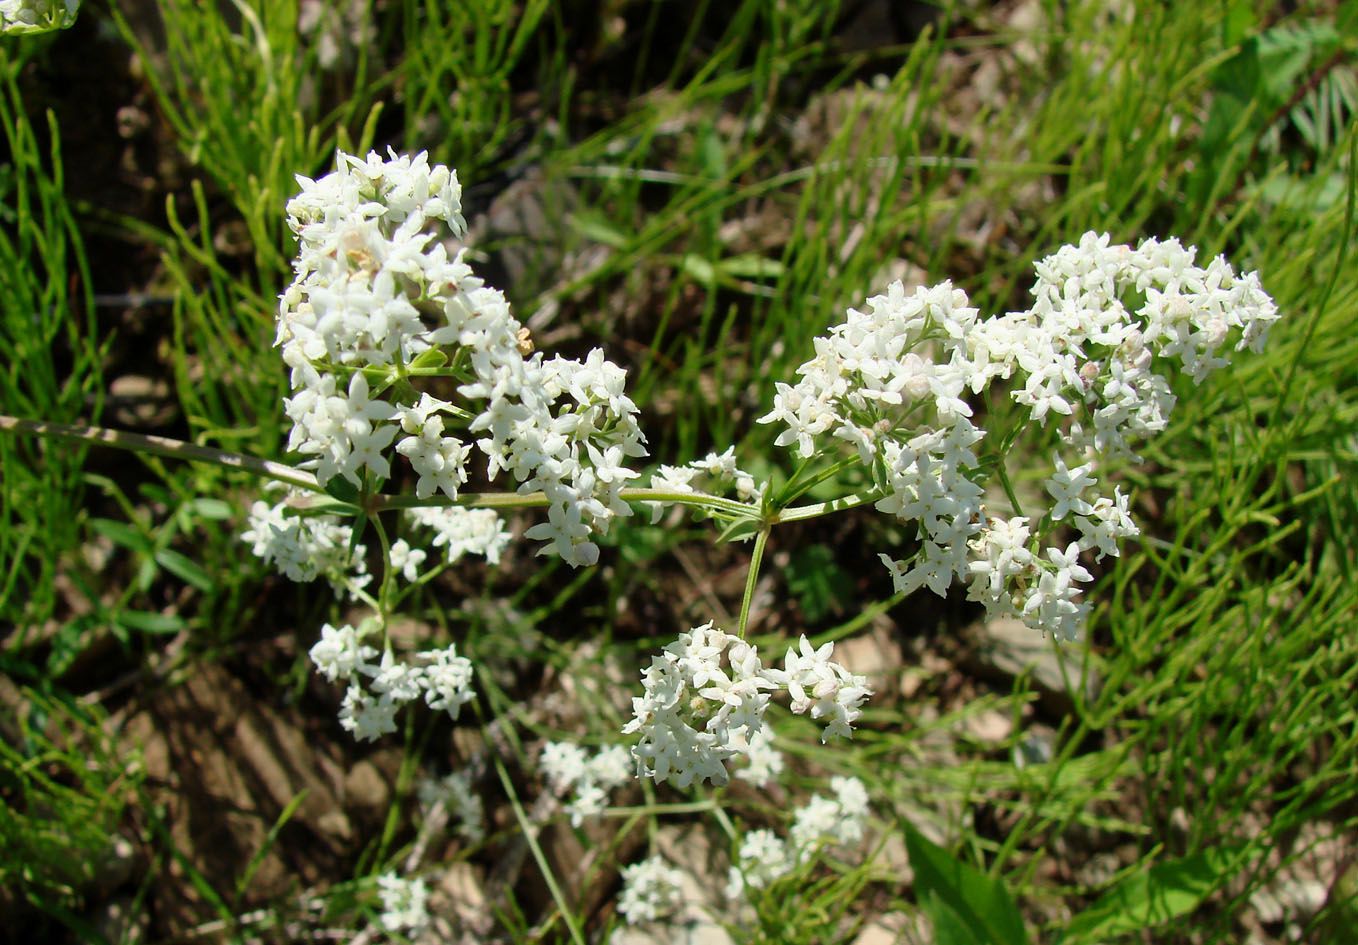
[0,150,1280,818]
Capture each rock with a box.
[852,914,922,945]
[963,708,1014,744]
[343,758,391,814]
[963,618,1101,715]
[870,833,911,885]
[835,617,906,697]
[120,661,356,921]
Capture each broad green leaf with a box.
[905,823,1030,945]
[926,890,987,945]
[1063,846,1244,941]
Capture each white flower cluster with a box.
[779,635,874,741]
[407,505,510,565]
[0,0,78,33]
[617,855,686,925]
[240,496,370,598]
[374,872,429,933]
[646,446,763,522]
[622,625,871,787]
[969,232,1279,455]
[308,623,475,741]
[538,741,633,827]
[724,775,870,898]
[734,727,785,788]
[417,770,485,843]
[243,497,508,593]
[276,149,646,567]
[761,233,1278,640]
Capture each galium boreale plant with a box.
[0,148,1281,930]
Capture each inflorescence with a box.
[241,149,1279,791]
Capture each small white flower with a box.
[774,635,872,742]
[367,651,425,703]
[416,770,484,843]
[1046,456,1097,521]
[308,623,376,682]
[388,538,427,582]
[375,872,429,932]
[339,681,399,742]
[726,829,794,897]
[418,644,476,717]
[617,855,686,925]
[735,726,785,788]
[539,741,589,794]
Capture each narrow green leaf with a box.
[187,498,234,520]
[323,476,361,505]
[115,610,185,635]
[348,513,368,557]
[716,518,760,544]
[567,213,629,248]
[679,253,717,285]
[409,346,449,370]
[44,615,99,676]
[154,548,214,592]
[235,789,309,899]
[715,253,785,279]
[87,518,153,556]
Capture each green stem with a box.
[369,486,755,519]
[769,490,878,524]
[994,455,1025,519]
[490,752,587,945]
[736,526,771,637]
[369,512,395,631]
[771,452,817,506]
[0,414,323,493]
[2,414,861,528]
